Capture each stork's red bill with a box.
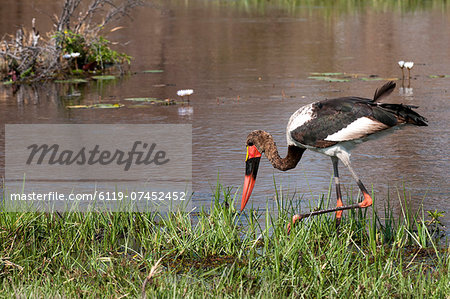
[241,145,261,211]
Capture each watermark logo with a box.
[4,124,192,212]
[26,141,170,171]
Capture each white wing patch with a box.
[325,117,389,142]
[286,103,314,146]
[287,103,314,132]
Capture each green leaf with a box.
[124,98,182,105]
[55,78,89,84]
[310,72,343,76]
[360,77,384,81]
[359,77,398,81]
[66,105,89,109]
[124,97,159,102]
[429,74,450,78]
[2,80,14,85]
[91,103,124,108]
[71,69,84,75]
[92,75,116,80]
[142,70,164,73]
[66,103,124,109]
[308,76,349,82]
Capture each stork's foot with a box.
[358,192,373,208]
[287,214,303,234]
[287,193,373,235]
[287,212,343,235]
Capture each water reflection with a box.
[178,105,194,117]
[0,0,449,230]
[399,86,414,97]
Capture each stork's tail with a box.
[372,81,396,102]
[378,103,428,126]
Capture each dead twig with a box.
[141,257,163,299]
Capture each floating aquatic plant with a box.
[428,74,450,78]
[66,103,124,109]
[125,98,182,105]
[143,70,164,73]
[308,76,349,82]
[359,77,399,81]
[92,75,116,80]
[308,72,398,83]
[124,97,159,102]
[55,78,89,84]
[309,72,344,76]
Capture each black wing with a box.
[290,97,399,148]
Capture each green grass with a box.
[0,183,448,298]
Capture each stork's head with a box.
[240,130,305,211]
[240,130,268,211]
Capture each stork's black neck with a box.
[247,130,306,171]
[268,144,305,171]
[260,135,305,171]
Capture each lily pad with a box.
[91,103,124,108]
[360,77,398,81]
[124,98,182,105]
[66,103,124,109]
[310,72,344,76]
[92,75,116,80]
[66,105,89,109]
[429,75,450,78]
[308,76,349,82]
[143,70,164,73]
[124,97,159,102]
[55,78,89,84]
[360,77,384,81]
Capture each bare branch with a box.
[74,0,107,33]
[56,0,83,32]
[101,0,144,28]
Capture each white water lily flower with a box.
[63,52,81,59]
[177,89,194,97]
[404,61,414,69]
[398,60,405,68]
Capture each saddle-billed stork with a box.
[240,81,427,231]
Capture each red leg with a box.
[332,157,343,227]
[287,154,373,234]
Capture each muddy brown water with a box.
[0,1,449,231]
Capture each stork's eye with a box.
[248,141,254,146]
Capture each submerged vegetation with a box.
[0,0,142,84]
[0,183,448,298]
